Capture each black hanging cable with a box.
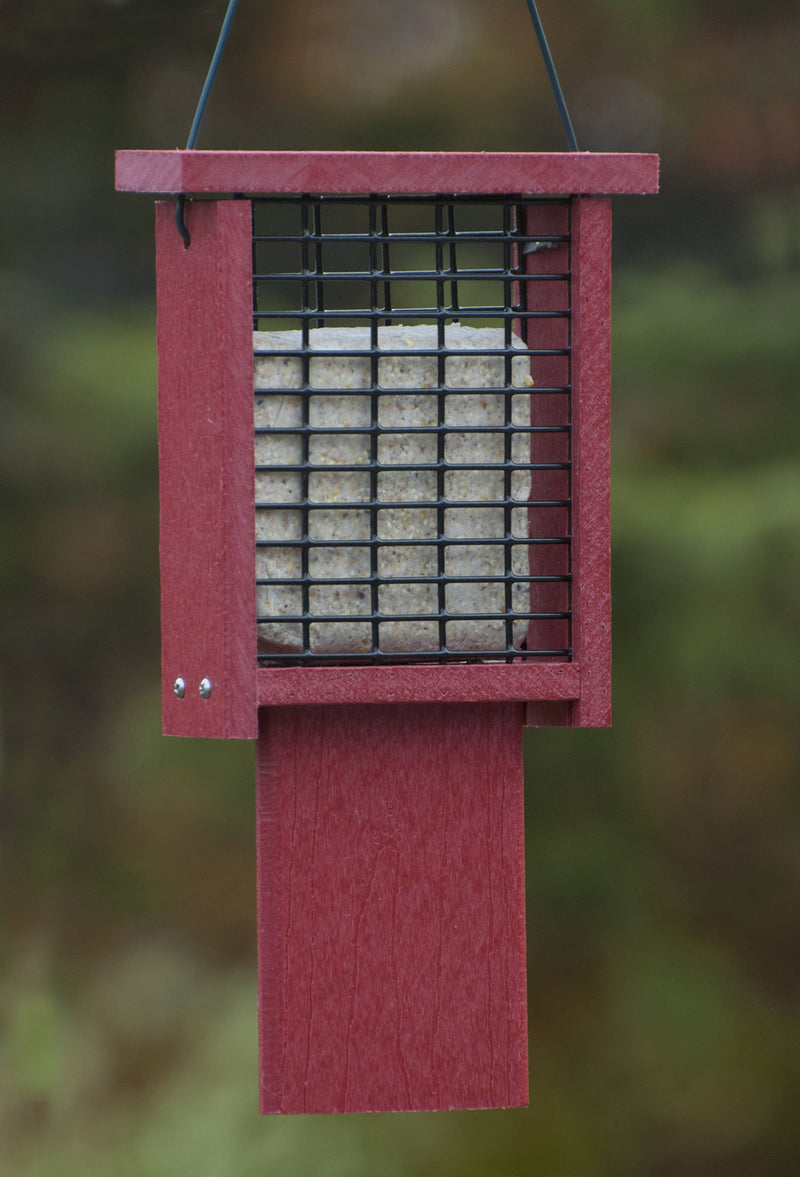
[176,0,242,246]
[523,0,579,151]
[176,0,578,243]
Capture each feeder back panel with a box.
[156,199,256,738]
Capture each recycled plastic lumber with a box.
[256,701,529,1114]
[116,149,659,197]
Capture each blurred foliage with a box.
[2,1,800,1174]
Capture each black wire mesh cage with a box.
[252,194,572,666]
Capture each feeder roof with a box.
[115,150,659,197]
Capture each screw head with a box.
[173,677,186,699]
[199,677,213,700]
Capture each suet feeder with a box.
[116,3,658,1119]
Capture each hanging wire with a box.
[176,0,242,246]
[523,0,579,151]
[176,0,579,243]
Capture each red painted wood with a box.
[570,198,613,728]
[522,200,572,667]
[156,200,257,738]
[257,661,579,707]
[116,150,659,197]
[524,701,572,727]
[257,702,529,1114]
[521,200,573,727]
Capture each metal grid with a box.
[253,194,572,665]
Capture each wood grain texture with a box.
[156,199,257,738]
[257,662,580,707]
[116,150,660,196]
[521,202,573,729]
[570,198,613,728]
[256,702,529,1114]
[521,201,572,669]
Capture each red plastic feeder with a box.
[116,148,658,1114]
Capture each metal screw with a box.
[199,677,213,700]
[173,677,186,699]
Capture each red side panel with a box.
[523,197,613,728]
[156,200,256,738]
[522,202,573,727]
[570,198,613,727]
[256,702,529,1113]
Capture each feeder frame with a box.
[116,148,658,1114]
[115,149,658,743]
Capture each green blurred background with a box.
[2,1,799,1173]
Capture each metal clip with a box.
[176,195,191,248]
[523,240,559,254]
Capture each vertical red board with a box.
[570,198,613,727]
[155,200,256,738]
[256,702,529,1114]
[522,202,572,727]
